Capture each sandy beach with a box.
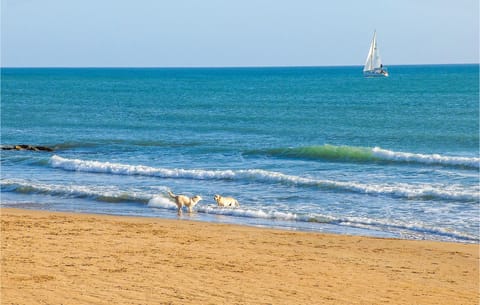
[1,208,478,304]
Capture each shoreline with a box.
[2,204,475,244]
[1,207,478,304]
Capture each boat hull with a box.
[363,70,389,77]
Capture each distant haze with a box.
[1,0,479,67]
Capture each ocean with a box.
[1,65,479,243]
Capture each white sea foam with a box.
[372,147,480,168]
[199,205,303,221]
[147,196,178,209]
[148,196,331,223]
[49,155,479,202]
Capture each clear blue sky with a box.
[1,0,478,67]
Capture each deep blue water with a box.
[1,65,479,243]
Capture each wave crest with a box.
[371,147,479,168]
[250,145,479,168]
[1,179,151,204]
[49,155,479,202]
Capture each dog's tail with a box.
[167,190,176,199]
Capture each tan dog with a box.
[214,194,239,207]
[168,190,203,215]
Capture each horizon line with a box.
[1,63,478,69]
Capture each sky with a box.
[1,0,479,67]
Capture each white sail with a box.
[363,31,388,77]
[363,32,375,72]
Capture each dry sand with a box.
[1,208,478,304]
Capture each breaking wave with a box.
[1,179,151,204]
[249,145,480,169]
[49,155,479,202]
[371,147,479,168]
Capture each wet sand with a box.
[1,208,478,304]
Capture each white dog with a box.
[168,190,202,215]
[214,194,239,208]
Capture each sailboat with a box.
[363,31,389,77]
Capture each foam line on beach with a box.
[49,155,479,202]
[248,145,480,169]
[336,216,479,243]
[2,179,477,243]
[146,197,478,243]
[147,196,333,223]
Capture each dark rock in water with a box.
[30,145,54,151]
[1,145,54,152]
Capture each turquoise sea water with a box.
[1,65,479,243]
